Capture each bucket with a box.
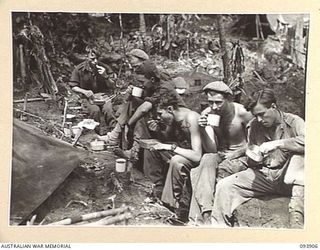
[115,158,127,172]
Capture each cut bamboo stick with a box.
[47,206,130,226]
[82,212,132,226]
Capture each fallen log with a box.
[47,206,130,226]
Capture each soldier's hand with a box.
[198,114,208,127]
[201,106,212,116]
[96,65,106,75]
[83,90,94,99]
[259,141,282,154]
[223,152,238,161]
[147,119,160,132]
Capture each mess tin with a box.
[90,139,105,151]
[246,145,264,162]
[71,126,82,137]
[132,86,144,97]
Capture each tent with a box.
[10,119,88,225]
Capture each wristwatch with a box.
[171,144,178,152]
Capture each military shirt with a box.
[247,111,305,169]
[69,60,113,94]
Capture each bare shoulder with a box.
[186,110,201,126]
[234,102,253,121]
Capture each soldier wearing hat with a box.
[94,49,153,145]
[188,80,253,224]
[112,62,186,162]
[97,51,185,151]
[172,76,189,96]
[127,48,150,68]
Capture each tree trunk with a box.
[139,14,146,35]
[292,17,305,69]
[167,15,172,60]
[216,15,231,84]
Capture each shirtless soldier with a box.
[188,81,253,224]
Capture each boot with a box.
[113,148,131,159]
[114,140,140,161]
[289,211,304,229]
[289,185,304,229]
[202,211,212,225]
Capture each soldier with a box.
[211,89,305,229]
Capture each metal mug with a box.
[207,114,221,127]
[115,158,127,172]
[132,86,144,97]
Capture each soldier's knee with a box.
[202,153,219,162]
[284,155,304,185]
[215,176,233,193]
[170,155,187,173]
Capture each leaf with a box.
[62,57,71,67]
[40,93,51,99]
[164,42,170,51]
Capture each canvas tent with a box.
[11,119,88,225]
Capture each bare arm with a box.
[127,101,153,126]
[71,86,94,99]
[175,112,203,162]
[200,126,218,153]
[260,115,305,154]
[154,112,203,163]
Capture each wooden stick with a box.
[19,44,26,87]
[72,127,84,146]
[13,108,65,137]
[13,108,45,121]
[253,70,266,84]
[61,98,68,129]
[47,207,130,226]
[13,97,46,103]
[20,93,29,121]
[83,212,132,226]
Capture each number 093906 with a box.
[300,244,318,248]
